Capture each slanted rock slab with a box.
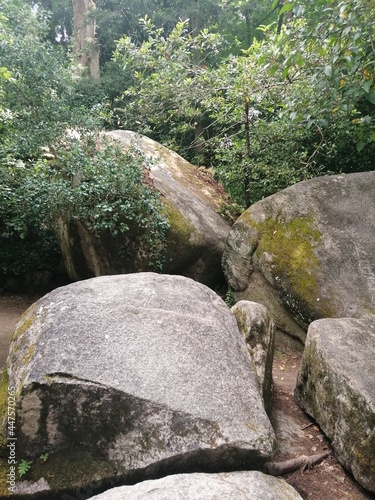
[90,471,303,500]
[0,273,275,494]
[222,172,375,341]
[295,317,375,493]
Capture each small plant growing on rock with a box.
[18,459,32,477]
[225,287,235,307]
[39,453,49,463]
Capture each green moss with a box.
[232,308,247,335]
[0,367,9,452]
[297,340,375,487]
[250,212,334,322]
[11,304,38,342]
[0,458,9,496]
[163,198,194,242]
[162,198,203,271]
[20,344,36,369]
[20,449,119,493]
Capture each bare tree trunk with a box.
[72,0,100,79]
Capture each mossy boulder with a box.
[0,274,275,496]
[222,172,375,341]
[295,317,375,493]
[57,130,231,288]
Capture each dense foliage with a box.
[40,134,169,271]
[114,0,375,205]
[1,0,374,281]
[0,132,169,279]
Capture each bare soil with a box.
[272,336,375,500]
[0,295,374,499]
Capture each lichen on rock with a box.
[295,317,375,493]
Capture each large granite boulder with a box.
[57,130,231,287]
[295,317,375,493]
[90,471,302,499]
[0,273,275,495]
[222,172,375,342]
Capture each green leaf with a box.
[18,459,32,477]
[366,92,375,105]
[270,64,279,76]
[324,65,333,77]
[362,80,373,94]
[282,67,289,79]
[356,141,365,152]
[39,453,49,463]
[279,2,295,16]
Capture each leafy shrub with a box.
[0,132,170,277]
[38,132,170,271]
[0,159,62,278]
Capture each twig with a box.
[301,422,314,430]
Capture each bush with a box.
[0,159,62,278]
[0,132,170,277]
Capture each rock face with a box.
[222,172,375,341]
[0,273,275,493]
[295,317,375,493]
[231,301,275,414]
[90,471,303,500]
[58,130,231,287]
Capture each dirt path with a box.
[272,338,374,499]
[0,295,374,499]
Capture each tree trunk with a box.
[72,0,100,79]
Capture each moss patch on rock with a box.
[251,212,334,324]
[0,450,120,498]
[26,449,118,492]
[295,330,375,492]
[10,304,38,343]
[162,198,203,272]
[0,367,9,453]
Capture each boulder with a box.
[295,317,375,493]
[0,273,275,495]
[222,172,375,341]
[57,130,231,287]
[231,301,275,413]
[90,471,302,499]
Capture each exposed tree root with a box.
[264,450,332,476]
